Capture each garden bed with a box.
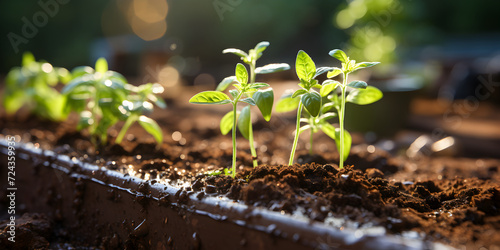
[1,100,499,249]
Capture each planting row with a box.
[3,42,383,178]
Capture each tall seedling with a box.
[221,41,289,167]
[275,50,332,165]
[322,49,381,168]
[190,63,273,178]
[276,50,382,168]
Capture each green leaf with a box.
[346,86,383,105]
[320,122,336,140]
[320,80,340,97]
[276,96,300,113]
[57,68,72,83]
[319,112,337,122]
[237,106,251,140]
[301,91,321,117]
[71,66,94,78]
[66,94,87,113]
[250,83,270,89]
[22,52,35,66]
[235,63,248,85]
[329,49,349,64]
[147,94,167,109]
[353,62,380,72]
[253,88,273,121]
[3,91,26,114]
[327,68,342,78]
[77,111,94,131]
[292,89,307,98]
[106,71,127,84]
[101,79,127,90]
[223,48,249,59]
[240,97,256,106]
[314,67,334,79]
[62,76,94,94]
[138,115,163,145]
[327,94,341,111]
[319,124,351,161]
[295,50,316,81]
[121,100,154,114]
[189,91,231,105]
[229,89,239,99]
[347,80,368,89]
[310,79,320,89]
[95,57,108,74]
[95,115,118,143]
[321,102,336,113]
[255,63,290,74]
[220,111,239,135]
[216,76,237,91]
[335,128,351,162]
[298,79,308,89]
[254,41,270,54]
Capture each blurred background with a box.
[1,0,499,159]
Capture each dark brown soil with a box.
[1,98,500,249]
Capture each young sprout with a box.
[62,58,164,146]
[189,63,273,178]
[275,50,333,165]
[222,41,290,167]
[114,83,166,147]
[3,52,71,121]
[321,49,382,168]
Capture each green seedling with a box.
[276,50,335,165]
[3,52,71,121]
[114,83,166,146]
[222,41,290,167]
[62,58,164,146]
[321,49,382,168]
[190,63,273,178]
[277,50,382,167]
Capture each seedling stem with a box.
[289,101,303,165]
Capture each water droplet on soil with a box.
[192,232,201,249]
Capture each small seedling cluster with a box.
[192,46,382,177]
[277,49,382,169]
[4,45,381,177]
[222,41,290,167]
[3,53,165,147]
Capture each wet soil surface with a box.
[1,101,500,249]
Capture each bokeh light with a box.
[158,66,179,88]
